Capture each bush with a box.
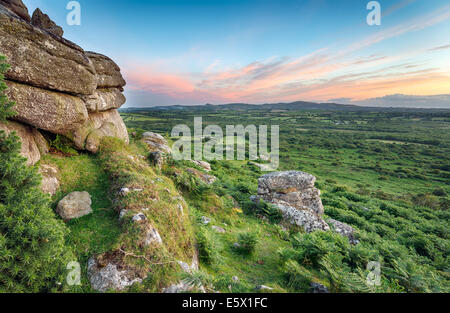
[196,227,221,265]
[234,231,259,255]
[0,56,73,292]
[241,199,282,223]
[432,188,447,197]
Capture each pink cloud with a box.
[123,5,450,106]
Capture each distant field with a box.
[119,107,450,293]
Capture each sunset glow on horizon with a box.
[24,0,450,106]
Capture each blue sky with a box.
[22,0,450,106]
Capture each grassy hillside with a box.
[37,107,449,292]
[121,108,449,292]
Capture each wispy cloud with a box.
[124,4,450,106]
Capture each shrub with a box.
[196,227,221,265]
[234,231,259,255]
[432,188,447,197]
[0,56,73,292]
[282,259,314,292]
[241,199,282,223]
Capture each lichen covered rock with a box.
[56,191,92,220]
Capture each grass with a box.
[39,107,449,293]
[41,153,121,292]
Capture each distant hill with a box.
[121,101,450,113]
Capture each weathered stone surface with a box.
[5,80,88,134]
[328,218,359,245]
[82,88,126,112]
[0,7,96,94]
[142,131,171,154]
[0,120,47,165]
[186,168,217,185]
[86,51,126,89]
[143,225,163,246]
[39,164,60,195]
[310,282,329,293]
[87,257,142,292]
[56,191,92,220]
[69,109,129,153]
[191,160,212,172]
[0,0,30,22]
[253,171,327,233]
[256,171,324,216]
[31,8,63,37]
[276,202,329,233]
[257,171,316,195]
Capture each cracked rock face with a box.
[0,3,129,158]
[253,171,328,232]
[87,257,142,292]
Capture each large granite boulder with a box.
[5,81,88,134]
[56,191,92,221]
[86,51,126,89]
[31,8,63,37]
[253,171,328,232]
[0,120,48,165]
[276,202,329,233]
[257,171,324,215]
[0,2,129,156]
[82,88,126,112]
[0,6,97,95]
[68,109,129,153]
[0,0,30,22]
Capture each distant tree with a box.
[0,55,73,292]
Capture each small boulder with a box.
[39,164,60,195]
[31,8,63,37]
[56,191,92,221]
[177,261,191,273]
[142,131,171,154]
[191,160,212,172]
[132,213,147,222]
[143,225,163,246]
[87,257,142,292]
[212,225,226,233]
[201,216,211,225]
[310,282,329,293]
[119,209,128,220]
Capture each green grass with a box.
[41,153,122,292]
[120,108,449,293]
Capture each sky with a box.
[22,0,450,107]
